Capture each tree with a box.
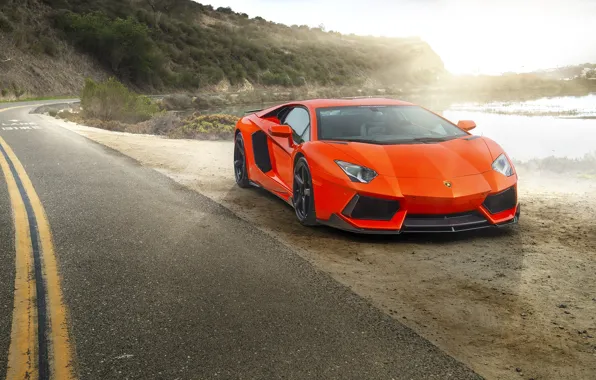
[145,0,188,24]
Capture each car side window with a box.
[283,107,311,143]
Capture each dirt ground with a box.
[49,117,596,380]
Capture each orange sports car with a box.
[233,98,520,233]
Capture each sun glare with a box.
[202,0,596,75]
[416,0,594,74]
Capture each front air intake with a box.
[483,186,517,214]
[342,195,400,221]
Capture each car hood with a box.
[324,137,494,179]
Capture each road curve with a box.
[0,102,481,379]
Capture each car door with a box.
[270,106,311,189]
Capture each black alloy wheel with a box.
[293,157,317,225]
[234,133,250,188]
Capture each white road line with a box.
[1,119,41,131]
[1,126,41,131]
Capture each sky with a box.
[199,0,596,75]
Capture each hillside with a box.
[0,0,444,98]
[531,64,596,80]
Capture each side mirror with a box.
[457,120,476,132]
[269,124,293,137]
[269,124,295,147]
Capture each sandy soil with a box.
[49,117,596,380]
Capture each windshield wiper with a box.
[326,137,456,145]
[327,138,378,144]
[410,137,453,143]
[327,138,416,145]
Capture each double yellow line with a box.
[0,108,75,380]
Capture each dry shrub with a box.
[56,110,83,123]
[191,94,228,110]
[168,113,237,140]
[84,119,128,131]
[160,94,192,110]
[124,123,153,134]
[145,112,182,135]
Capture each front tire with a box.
[293,157,317,226]
[234,132,250,188]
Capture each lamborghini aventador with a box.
[233,98,520,233]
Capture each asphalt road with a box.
[0,102,481,379]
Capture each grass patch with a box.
[577,173,596,180]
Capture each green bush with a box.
[55,11,164,86]
[81,77,159,123]
[261,72,293,86]
[0,88,8,97]
[12,85,25,99]
[40,36,59,56]
[49,110,58,117]
[169,113,238,139]
[0,11,13,32]
[216,7,234,15]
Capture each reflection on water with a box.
[449,94,596,118]
[205,95,596,161]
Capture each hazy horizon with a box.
[200,0,596,75]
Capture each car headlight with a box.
[335,160,377,183]
[492,154,514,176]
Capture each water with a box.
[208,94,596,162]
[444,94,596,161]
[443,110,596,161]
[449,94,596,119]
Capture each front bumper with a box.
[313,169,520,234]
[318,204,520,234]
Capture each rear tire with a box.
[234,132,250,188]
[293,157,317,226]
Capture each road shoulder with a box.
[42,113,596,380]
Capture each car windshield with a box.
[316,105,467,144]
